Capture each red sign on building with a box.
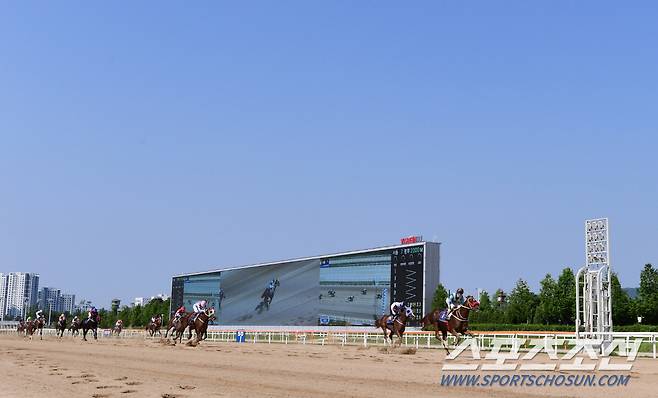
[400,235,423,245]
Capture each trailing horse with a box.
[26,318,45,340]
[112,323,123,336]
[81,316,100,341]
[187,308,215,344]
[164,313,190,344]
[56,318,67,338]
[17,321,27,334]
[69,319,82,336]
[422,295,479,353]
[374,305,414,346]
[146,314,163,337]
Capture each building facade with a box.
[59,293,76,313]
[2,273,39,320]
[0,274,8,321]
[171,241,440,326]
[39,287,62,312]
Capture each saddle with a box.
[438,310,450,323]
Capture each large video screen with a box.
[173,259,320,325]
[171,245,425,326]
[318,252,391,326]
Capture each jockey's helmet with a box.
[456,288,464,295]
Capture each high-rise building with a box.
[0,274,8,321]
[39,287,62,312]
[77,299,93,313]
[59,293,76,313]
[3,273,39,320]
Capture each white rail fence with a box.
[1,327,656,358]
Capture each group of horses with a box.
[17,315,100,341]
[163,308,216,344]
[15,298,476,352]
[375,295,480,353]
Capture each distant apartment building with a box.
[77,300,93,313]
[59,293,76,313]
[39,287,62,312]
[133,293,169,307]
[1,272,39,320]
[0,274,8,320]
[133,297,149,307]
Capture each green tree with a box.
[535,274,559,324]
[506,279,538,324]
[130,305,143,326]
[431,283,448,311]
[478,291,493,312]
[556,267,576,324]
[638,263,658,324]
[610,273,633,325]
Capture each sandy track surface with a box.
[1,335,656,398]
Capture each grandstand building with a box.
[171,240,440,326]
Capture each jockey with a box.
[58,313,66,322]
[267,279,275,290]
[390,301,406,322]
[190,300,207,324]
[35,310,44,320]
[446,288,466,317]
[115,319,123,327]
[174,305,186,320]
[73,315,79,323]
[88,306,98,320]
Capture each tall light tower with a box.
[576,218,613,342]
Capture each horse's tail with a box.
[373,315,382,328]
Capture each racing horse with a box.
[112,321,123,336]
[69,318,82,336]
[374,305,414,346]
[17,321,27,334]
[164,312,190,344]
[55,317,67,338]
[187,308,215,343]
[26,317,45,340]
[255,279,280,313]
[422,295,479,353]
[146,314,163,337]
[81,315,100,341]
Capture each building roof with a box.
[173,241,440,278]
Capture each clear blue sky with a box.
[1,2,656,307]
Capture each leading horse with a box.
[81,315,100,341]
[187,308,215,344]
[374,305,414,346]
[422,295,479,353]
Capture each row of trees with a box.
[431,263,658,326]
[28,298,171,329]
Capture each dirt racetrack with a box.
[1,334,656,398]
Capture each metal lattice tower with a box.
[576,218,613,341]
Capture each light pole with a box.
[23,298,29,320]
